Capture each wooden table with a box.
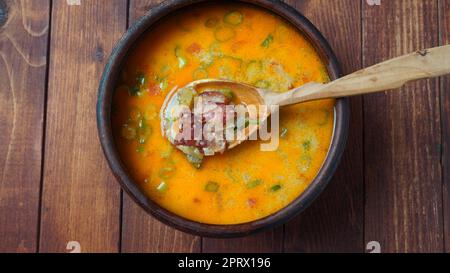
[0,0,448,253]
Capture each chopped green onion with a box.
[205,181,220,193]
[214,26,236,42]
[136,146,145,153]
[280,127,288,138]
[129,86,142,96]
[156,182,168,192]
[136,73,146,86]
[137,118,145,129]
[187,154,202,169]
[270,184,282,192]
[246,179,262,189]
[175,45,187,68]
[178,146,204,168]
[225,168,238,183]
[178,58,187,69]
[261,34,274,48]
[137,123,152,144]
[157,77,169,91]
[159,65,171,78]
[158,162,176,180]
[302,140,311,151]
[224,11,243,26]
[255,80,271,89]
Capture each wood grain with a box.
[121,0,201,253]
[0,0,50,253]
[121,197,200,253]
[440,0,450,253]
[363,0,443,253]
[202,227,283,253]
[39,0,126,253]
[282,0,364,253]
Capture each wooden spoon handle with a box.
[273,45,450,106]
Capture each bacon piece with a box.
[173,91,238,154]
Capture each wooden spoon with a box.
[162,45,450,151]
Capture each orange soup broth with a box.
[113,3,335,224]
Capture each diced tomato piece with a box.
[147,84,161,95]
[231,40,247,53]
[187,42,202,54]
[247,198,257,208]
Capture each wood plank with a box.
[122,197,200,253]
[39,0,127,253]
[121,0,201,253]
[440,0,450,253]
[283,0,364,253]
[363,0,443,253]
[0,0,50,253]
[202,227,283,253]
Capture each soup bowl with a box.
[97,0,349,237]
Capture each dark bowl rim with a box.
[97,0,350,238]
